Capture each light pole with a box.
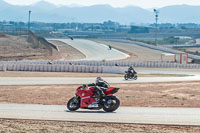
[154,9,159,46]
[28,10,31,33]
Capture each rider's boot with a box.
[100,93,108,103]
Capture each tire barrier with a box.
[1,64,126,74]
[0,60,200,69]
[0,65,6,71]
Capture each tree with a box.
[129,26,149,33]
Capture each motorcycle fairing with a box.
[104,87,119,95]
[76,86,98,108]
[75,86,119,108]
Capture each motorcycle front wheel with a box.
[67,97,80,111]
[133,75,137,80]
[102,96,120,112]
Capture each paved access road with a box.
[49,39,129,61]
[1,103,200,126]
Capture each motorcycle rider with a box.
[83,77,109,99]
[128,65,136,77]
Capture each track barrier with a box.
[0,60,199,73]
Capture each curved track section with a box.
[50,39,129,61]
[102,39,200,60]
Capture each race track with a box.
[0,68,199,85]
[1,103,200,126]
[49,39,129,61]
[0,75,199,85]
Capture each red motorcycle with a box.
[67,86,120,112]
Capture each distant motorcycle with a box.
[67,85,120,112]
[124,71,137,80]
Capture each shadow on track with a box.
[65,110,116,114]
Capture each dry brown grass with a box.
[0,81,200,107]
[0,35,85,61]
[0,119,200,133]
[0,71,183,77]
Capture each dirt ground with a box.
[48,40,85,60]
[184,47,200,53]
[96,40,175,62]
[0,34,50,60]
[0,81,200,107]
[0,71,123,77]
[0,119,200,133]
[0,71,182,77]
[0,34,85,61]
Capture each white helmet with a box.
[96,77,103,83]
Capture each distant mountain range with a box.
[0,0,200,24]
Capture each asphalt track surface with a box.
[1,103,200,126]
[0,75,199,85]
[0,68,199,85]
[50,39,129,61]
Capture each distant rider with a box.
[128,65,136,77]
[83,77,110,99]
[108,45,112,50]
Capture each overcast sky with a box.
[4,0,200,8]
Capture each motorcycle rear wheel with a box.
[102,96,120,112]
[67,97,80,111]
[124,74,128,80]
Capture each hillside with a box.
[0,33,85,61]
[0,33,51,60]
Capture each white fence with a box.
[1,62,199,74]
[1,60,200,69]
[0,64,127,74]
